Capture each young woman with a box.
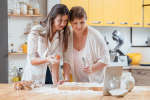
[62,6,110,83]
[22,4,70,84]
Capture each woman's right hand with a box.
[46,54,60,65]
[58,80,69,85]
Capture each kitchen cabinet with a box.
[61,0,148,27]
[144,6,150,27]
[88,0,104,26]
[132,69,150,86]
[131,0,143,27]
[118,0,131,27]
[144,0,150,5]
[61,0,89,23]
[124,66,150,86]
[103,0,120,26]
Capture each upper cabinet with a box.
[103,0,120,26]
[131,0,143,27]
[61,0,89,23]
[118,0,131,27]
[61,0,148,27]
[144,6,150,27]
[88,0,104,26]
[144,0,150,5]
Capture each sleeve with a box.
[92,31,110,65]
[27,25,42,61]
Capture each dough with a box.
[58,82,103,91]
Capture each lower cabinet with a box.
[124,68,150,86]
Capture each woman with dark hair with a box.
[22,4,70,84]
[62,6,110,84]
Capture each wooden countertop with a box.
[0,84,150,100]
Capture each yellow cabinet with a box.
[61,0,89,22]
[144,6,150,27]
[131,0,143,27]
[118,0,131,27]
[144,0,150,4]
[61,0,72,10]
[103,0,120,26]
[88,0,104,26]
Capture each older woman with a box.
[22,4,70,84]
[61,6,110,84]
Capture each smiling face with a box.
[69,6,87,34]
[53,14,68,31]
[71,17,87,34]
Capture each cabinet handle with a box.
[147,23,150,25]
[106,21,115,24]
[133,22,140,25]
[91,21,101,24]
[120,22,128,25]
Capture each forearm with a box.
[92,62,107,73]
[31,58,48,65]
[63,63,71,81]
[51,62,59,84]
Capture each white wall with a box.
[8,0,47,82]
[94,26,150,63]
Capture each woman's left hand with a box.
[81,66,93,74]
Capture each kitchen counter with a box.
[123,65,150,70]
[0,84,150,100]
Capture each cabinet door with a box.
[118,0,131,27]
[61,0,89,22]
[132,69,150,86]
[103,0,120,26]
[131,0,143,27]
[88,0,104,26]
[144,6,150,27]
[144,0,150,4]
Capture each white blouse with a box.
[63,26,110,83]
[22,24,63,84]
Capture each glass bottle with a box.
[10,43,14,53]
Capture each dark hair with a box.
[40,4,70,52]
[69,6,87,21]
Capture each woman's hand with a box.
[58,80,69,85]
[46,54,60,64]
[81,66,93,74]
[81,62,107,74]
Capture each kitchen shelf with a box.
[8,52,27,55]
[8,14,43,17]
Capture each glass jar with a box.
[33,0,40,15]
[19,2,27,15]
[28,8,33,15]
[17,68,23,81]
[10,66,19,83]
[108,76,120,90]
[10,43,14,53]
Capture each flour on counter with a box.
[31,85,103,95]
